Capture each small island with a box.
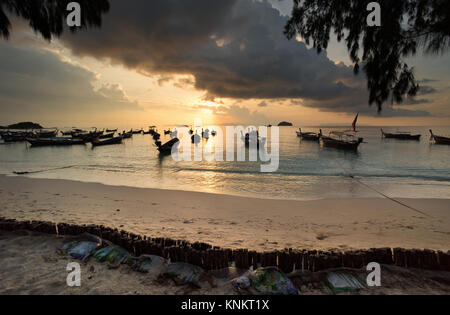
[0,122,43,129]
[277,121,293,126]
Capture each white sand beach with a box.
[0,175,449,252]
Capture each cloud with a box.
[0,42,139,123]
[257,101,268,107]
[58,0,382,114]
[217,104,269,125]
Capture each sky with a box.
[1,0,449,128]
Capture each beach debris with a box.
[164,262,215,288]
[93,245,132,264]
[231,267,300,295]
[132,255,168,275]
[57,241,99,261]
[326,271,365,294]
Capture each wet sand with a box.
[0,175,449,252]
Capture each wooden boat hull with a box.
[383,133,421,140]
[3,135,28,142]
[156,138,179,154]
[92,136,123,147]
[321,136,362,151]
[300,134,320,141]
[433,136,450,145]
[297,129,321,141]
[430,130,450,145]
[99,132,115,139]
[381,129,420,140]
[27,138,86,146]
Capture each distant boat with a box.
[321,132,363,151]
[191,133,201,144]
[381,129,421,140]
[153,131,161,140]
[35,129,58,138]
[202,129,210,139]
[98,132,115,139]
[92,136,123,147]
[241,130,266,149]
[145,126,157,135]
[121,131,132,139]
[2,132,30,142]
[106,128,118,132]
[131,129,143,134]
[164,129,171,135]
[429,129,450,145]
[296,128,322,141]
[27,137,86,146]
[72,129,103,142]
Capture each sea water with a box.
[0,126,449,200]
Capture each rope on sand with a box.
[13,165,79,175]
[332,158,433,218]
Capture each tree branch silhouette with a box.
[284,0,450,112]
[0,0,109,41]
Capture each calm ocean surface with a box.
[1,126,449,200]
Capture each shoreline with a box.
[0,175,449,252]
[2,172,450,202]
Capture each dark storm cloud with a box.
[59,1,369,107]
[55,0,432,117]
[0,42,139,122]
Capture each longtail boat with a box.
[27,137,86,146]
[381,129,421,140]
[296,128,322,141]
[98,132,115,139]
[92,136,123,147]
[155,138,179,154]
[321,132,363,151]
[429,129,450,145]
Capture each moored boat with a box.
[381,129,421,140]
[27,137,86,146]
[191,133,201,144]
[121,131,133,139]
[98,132,115,139]
[296,128,322,141]
[321,132,363,151]
[92,136,123,147]
[430,130,450,145]
[241,130,266,149]
[35,129,58,138]
[155,138,179,154]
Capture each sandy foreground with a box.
[0,175,449,252]
[0,230,449,295]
